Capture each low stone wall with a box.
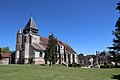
[0,60,9,65]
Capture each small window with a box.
[39,52,42,57]
[24,36,26,42]
[34,38,36,40]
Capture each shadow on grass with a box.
[111,74,120,80]
[40,64,48,66]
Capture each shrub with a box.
[68,64,72,67]
[100,65,105,68]
[115,65,120,68]
[105,65,109,68]
[72,62,77,67]
[68,63,81,67]
[77,64,81,67]
[109,64,115,68]
[100,64,120,68]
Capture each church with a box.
[15,17,78,64]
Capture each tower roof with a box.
[24,17,38,30]
[17,28,22,33]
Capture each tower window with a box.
[24,36,26,42]
[39,52,42,57]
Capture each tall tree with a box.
[0,48,1,53]
[44,33,58,66]
[108,2,120,63]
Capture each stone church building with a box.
[15,17,78,64]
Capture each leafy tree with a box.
[78,53,84,60]
[0,47,11,53]
[108,2,120,63]
[0,48,1,53]
[44,33,58,66]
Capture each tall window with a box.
[24,36,26,42]
[64,53,66,62]
[68,54,71,63]
[73,54,75,63]
[39,52,42,57]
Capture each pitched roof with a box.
[40,37,64,45]
[32,43,47,51]
[24,17,38,30]
[17,28,22,34]
[63,42,76,53]
[58,40,64,45]
[0,53,11,58]
[40,36,48,44]
[31,36,76,53]
[39,36,76,53]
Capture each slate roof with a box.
[24,17,38,30]
[63,42,76,53]
[32,43,46,51]
[17,29,22,33]
[40,36,48,44]
[32,36,76,53]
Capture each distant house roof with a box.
[0,53,11,58]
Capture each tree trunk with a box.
[49,61,52,66]
[45,60,47,64]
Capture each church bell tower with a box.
[23,17,39,63]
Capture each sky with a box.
[0,0,119,55]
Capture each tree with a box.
[108,2,120,63]
[0,47,11,53]
[44,33,58,66]
[0,48,1,53]
[78,53,84,60]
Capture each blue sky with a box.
[0,0,119,55]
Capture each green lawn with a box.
[0,65,120,80]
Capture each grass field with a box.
[0,65,120,80]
